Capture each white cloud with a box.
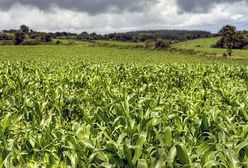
[0,0,247,33]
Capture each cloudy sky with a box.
[0,0,247,33]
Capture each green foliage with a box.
[219,25,236,36]
[0,33,13,41]
[14,31,25,45]
[21,40,41,45]
[1,40,14,45]
[0,42,247,64]
[215,32,248,50]
[40,33,52,42]
[1,26,212,42]
[213,25,248,54]
[154,39,170,49]
[1,25,53,46]
[20,25,30,33]
[107,30,212,42]
[0,62,248,167]
[223,48,233,57]
[143,39,170,50]
[173,37,248,58]
[55,40,61,45]
[144,40,154,49]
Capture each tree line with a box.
[2,24,247,53]
[1,25,213,45]
[106,30,212,42]
[1,25,53,45]
[44,29,212,42]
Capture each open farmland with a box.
[173,37,248,59]
[0,43,248,65]
[1,0,248,167]
[0,59,248,167]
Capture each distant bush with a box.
[144,40,154,49]
[22,40,41,45]
[223,52,228,57]
[55,40,61,45]
[20,25,30,33]
[40,33,52,42]
[14,31,25,45]
[29,34,39,39]
[65,41,77,46]
[214,33,248,49]
[243,45,248,50]
[154,39,170,49]
[210,44,218,48]
[131,44,144,49]
[0,34,13,41]
[1,40,14,45]
[88,40,96,43]
[213,25,248,51]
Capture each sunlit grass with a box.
[173,37,248,58]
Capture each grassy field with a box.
[173,37,248,58]
[0,40,248,65]
[0,40,248,167]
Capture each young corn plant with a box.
[0,61,248,167]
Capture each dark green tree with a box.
[40,33,52,42]
[154,39,170,49]
[219,25,236,36]
[14,31,25,45]
[215,25,237,56]
[20,25,30,33]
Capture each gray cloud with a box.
[0,0,158,14]
[176,0,244,13]
[0,0,248,33]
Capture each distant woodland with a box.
[1,25,212,45]
[1,24,248,53]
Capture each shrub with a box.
[30,34,39,39]
[20,25,30,33]
[55,40,61,45]
[88,40,96,43]
[22,40,40,45]
[210,44,218,48]
[243,45,248,50]
[65,41,77,46]
[144,40,154,49]
[223,52,228,57]
[154,39,170,49]
[214,24,248,51]
[1,40,14,45]
[14,31,25,45]
[0,33,13,41]
[40,33,52,42]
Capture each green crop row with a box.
[0,61,248,167]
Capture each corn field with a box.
[0,61,248,167]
